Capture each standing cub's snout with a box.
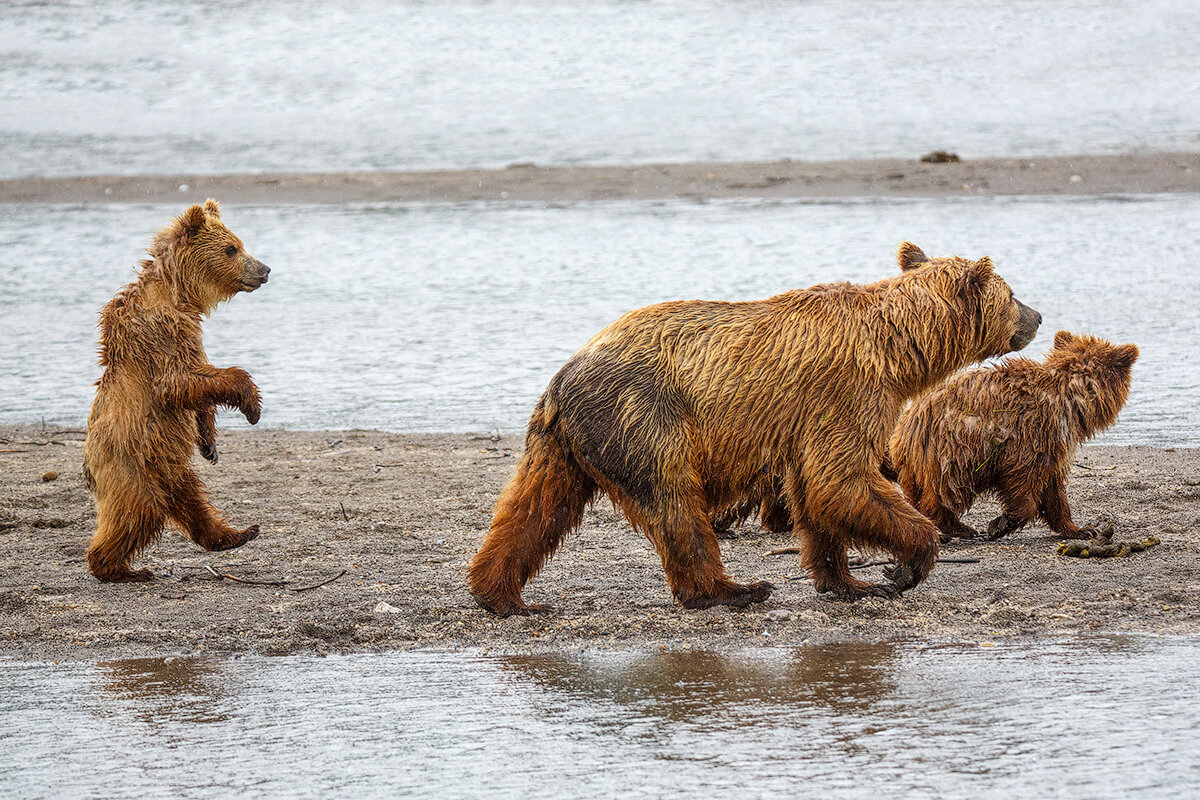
[242,255,270,289]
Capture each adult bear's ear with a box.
[1053,330,1075,349]
[961,255,994,297]
[1112,343,1140,370]
[897,241,928,271]
[173,204,208,244]
[203,198,221,219]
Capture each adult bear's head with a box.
[896,241,1040,359]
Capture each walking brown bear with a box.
[468,242,1042,615]
[888,330,1138,542]
[83,200,270,582]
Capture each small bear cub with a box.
[888,331,1138,542]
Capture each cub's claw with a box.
[199,442,219,463]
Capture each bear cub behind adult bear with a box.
[888,330,1138,542]
[83,200,270,582]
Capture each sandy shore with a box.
[1,425,1197,660]
[2,152,1198,205]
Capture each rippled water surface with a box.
[1,196,1196,444]
[2,638,1199,798]
[1,0,1198,177]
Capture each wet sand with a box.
[3,152,1199,205]
[1,425,1197,660]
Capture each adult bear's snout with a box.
[1010,298,1041,351]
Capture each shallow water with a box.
[1,0,1198,177]
[1,195,1196,445]
[2,638,1199,798]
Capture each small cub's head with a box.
[1046,331,1139,435]
[157,199,270,312]
[897,241,1041,359]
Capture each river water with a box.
[1,0,1198,177]
[1,195,1196,445]
[2,637,1199,798]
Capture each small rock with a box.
[920,150,960,163]
[373,601,401,614]
[178,183,190,192]
[41,471,58,482]
[767,609,792,622]
[1069,174,1083,183]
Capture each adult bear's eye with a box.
[225,244,237,256]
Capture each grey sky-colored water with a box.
[1,0,1198,177]
[1,196,1195,444]
[2,638,1199,798]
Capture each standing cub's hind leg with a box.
[87,499,163,582]
[167,471,260,552]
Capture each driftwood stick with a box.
[202,564,288,586]
[764,546,802,556]
[291,569,348,593]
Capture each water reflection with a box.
[95,656,228,725]
[502,642,897,721]
[2,639,1199,798]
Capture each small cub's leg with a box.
[87,500,163,582]
[167,471,259,552]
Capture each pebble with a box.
[41,471,58,482]
[373,601,401,614]
[767,609,792,622]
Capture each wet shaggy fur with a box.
[468,242,1042,616]
[889,330,1138,542]
[83,200,271,582]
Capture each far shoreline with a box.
[1,152,1198,206]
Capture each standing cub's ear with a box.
[173,204,208,245]
[897,241,929,271]
[1053,330,1076,349]
[1112,343,1140,371]
[203,198,221,218]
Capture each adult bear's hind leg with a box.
[468,431,597,617]
[167,470,260,552]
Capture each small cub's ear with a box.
[203,198,221,218]
[1112,343,1139,370]
[1053,330,1075,349]
[174,204,208,243]
[897,241,928,271]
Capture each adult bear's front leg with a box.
[812,470,940,596]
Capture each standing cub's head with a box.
[1046,330,1139,436]
[152,199,270,313]
[897,241,1041,359]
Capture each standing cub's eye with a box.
[224,244,238,256]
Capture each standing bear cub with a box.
[83,200,270,582]
[468,242,1041,615]
[888,330,1138,542]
